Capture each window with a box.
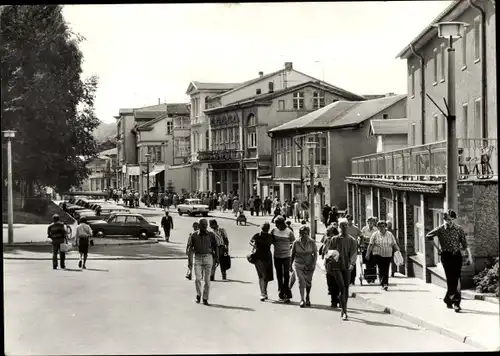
[441,114,447,141]
[175,137,190,157]
[462,103,469,139]
[284,138,292,166]
[125,216,139,224]
[229,128,233,142]
[461,29,467,67]
[433,115,439,142]
[433,49,438,83]
[235,127,240,143]
[311,135,328,165]
[204,97,209,110]
[410,66,415,97]
[295,137,302,166]
[473,18,480,62]
[382,113,389,120]
[414,205,424,254]
[432,210,444,264]
[268,82,274,93]
[312,91,325,110]
[275,139,282,166]
[411,123,416,146]
[211,130,216,148]
[293,92,304,110]
[278,100,285,111]
[365,194,373,222]
[114,215,127,223]
[166,121,173,135]
[386,199,394,224]
[440,44,446,82]
[247,114,256,126]
[474,98,482,137]
[147,146,162,162]
[247,132,257,148]
[205,130,209,149]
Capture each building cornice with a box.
[345,177,445,194]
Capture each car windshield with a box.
[189,200,202,205]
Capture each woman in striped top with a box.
[366,220,400,291]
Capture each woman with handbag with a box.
[290,225,318,308]
[365,220,400,291]
[249,222,274,301]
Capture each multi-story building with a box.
[346,0,498,288]
[80,148,118,191]
[267,94,407,208]
[186,81,241,192]
[115,102,190,194]
[200,79,366,204]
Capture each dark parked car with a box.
[89,213,159,239]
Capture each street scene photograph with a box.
[1,1,499,355]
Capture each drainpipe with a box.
[468,0,487,138]
[410,44,426,145]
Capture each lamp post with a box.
[306,140,318,239]
[145,153,151,203]
[3,130,16,244]
[434,21,467,212]
[162,141,169,192]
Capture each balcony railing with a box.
[350,138,498,181]
[197,148,243,162]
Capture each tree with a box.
[1,5,100,194]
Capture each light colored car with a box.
[178,199,209,217]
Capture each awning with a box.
[148,168,165,177]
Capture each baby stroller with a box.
[358,246,377,285]
[236,212,247,226]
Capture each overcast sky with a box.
[62,1,452,123]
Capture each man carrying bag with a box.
[47,214,68,270]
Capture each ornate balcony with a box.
[197,148,243,162]
[350,138,497,181]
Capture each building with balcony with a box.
[114,102,190,194]
[186,81,241,192]
[201,80,366,203]
[267,94,407,208]
[79,148,118,191]
[345,0,498,288]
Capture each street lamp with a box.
[145,153,151,205]
[162,141,169,192]
[3,130,16,244]
[434,21,467,212]
[306,140,318,239]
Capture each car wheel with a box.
[202,212,208,217]
[139,230,149,240]
[187,210,192,216]
[178,209,182,216]
[96,229,104,238]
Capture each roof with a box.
[396,0,468,59]
[186,81,241,94]
[135,113,169,130]
[134,111,165,119]
[134,103,190,115]
[204,81,365,114]
[210,69,284,99]
[369,119,409,136]
[269,94,407,133]
[99,147,117,156]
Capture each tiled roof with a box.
[134,103,190,115]
[193,82,241,91]
[210,69,284,99]
[369,119,409,136]
[135,113,168,130]
[270,94,407,133]
[134,111,165,119]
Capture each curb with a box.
[3,240,159,248]
[315,259,494,351]
[3,255,253,261]
[462,290,499,305]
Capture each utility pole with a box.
[162,141,169,192]
[145,153,151,206]
[3,130,16,244]
[307,141,318,239]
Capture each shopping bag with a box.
[289,270,296,289]
[393,250,404,266]
[220,253,231,270]
[60,242,73,253]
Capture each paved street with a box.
[4,258,477,355]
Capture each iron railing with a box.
[350,138,497,181]
[197,148,243,162]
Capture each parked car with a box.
[89,213,159,239]
[74,209,96,220]
[177,199,209,217]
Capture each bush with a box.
[473,257,499,297]
[22,197,49,215]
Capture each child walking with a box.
[76,217,93,269]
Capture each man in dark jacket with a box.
[47,214,68,269]
[322,204,332,228]
[161,211,174,242]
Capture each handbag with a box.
[220,252,231,270]
[393,250,404,266]
[60,240,73,253]
[247,249,257,264]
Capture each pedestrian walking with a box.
[290,225,318,307]
[185,221,199,280]
[250,222,274,301]
[161,211,174,242]
[209,220,229,281]
[346,214,363,285]
[323,218,358,320]
[271,216,295,303]
[321,225,340,308]
[360,217,378,283]
[47,214,68,270]
[426,209,472,312]
[254,195,262,216]
[322,204,331,229]
[365,220,400,291]
[249,196,255,216]
[294,199,301,222]
[187,219,219,305]
[271,204,281,223]
[75,217,93,269]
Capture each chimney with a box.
[284,62,293,71]
[258,71,264,77]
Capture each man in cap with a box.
[426,209,472,312]
[47,214,68,269]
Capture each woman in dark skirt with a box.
[250,222,274,301]
[76,217,93,269]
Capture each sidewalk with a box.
[316,257,500,351]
